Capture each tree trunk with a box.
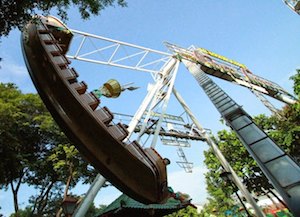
[10,172,24,214]
[56,164,73,216]
[31,187,45,215]
[36,181,55,216]
[56,208,63,217]
[63,165,73,199]
[11,184,19,214]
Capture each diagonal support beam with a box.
[172,87,266,217]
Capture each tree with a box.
[201,115,295,215]
[290,69,300,97]
[0,0,127,38]
[9,207,32,217]
[24,117,96,215]
[202,140,244,217]
[164,205,199,217]
[0,83,50,212]
[10,201,106,217]
[0,83,97,215]
[47,143,97,216]
[264,69,300,162]
[85,203,107,217]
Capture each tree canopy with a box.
[0,0,127,37]
[164,205,199,217]
[0,83,97,216]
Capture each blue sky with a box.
[1,1,300,216]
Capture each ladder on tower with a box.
[113,112,198,172]
[176,147,193,173]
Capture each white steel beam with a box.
[172,87,266,217]
[67,29,171,74]
[125,57,176,141]
[73,174,106,217]
[150,60,180,148]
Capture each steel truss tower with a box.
[66,28,299,216]
[172,88,266,217]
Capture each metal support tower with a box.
[172,88,266,217]
[73,174,106,217]
[182,59,300,216]
[66,30,297,216]
[125,58,180,149]
[73,57,181,216]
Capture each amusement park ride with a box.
[283,0,300,14]
[21,13,300,217]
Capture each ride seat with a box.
[80,92,100,110]
[71,81,87,94]
[61,68,78,83]
[94,106,114,126]
[107,123,129,141]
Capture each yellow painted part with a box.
[102,79,122,98]
[197,48,247,69]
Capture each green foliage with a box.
[0,83,97,215]
[48,143,97,187]
[0,0,127,37]
[85,203,107,217]
[290,69,300,97]
[9,207,32,217]
[255,108,300,162]
[0,82,59,213]
[164,205,199,217]
[9,202,105,217]
[202,145,238,215]
[0,83,47,187]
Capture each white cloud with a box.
[0,57,36,93]
[168,166,208,204]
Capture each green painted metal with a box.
[97,194,192,216]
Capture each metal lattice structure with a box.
[165,42,297,105]
[66,29,300,217]
[21,15,300,217]
[283,0,300,14]
[67,29,171,75]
